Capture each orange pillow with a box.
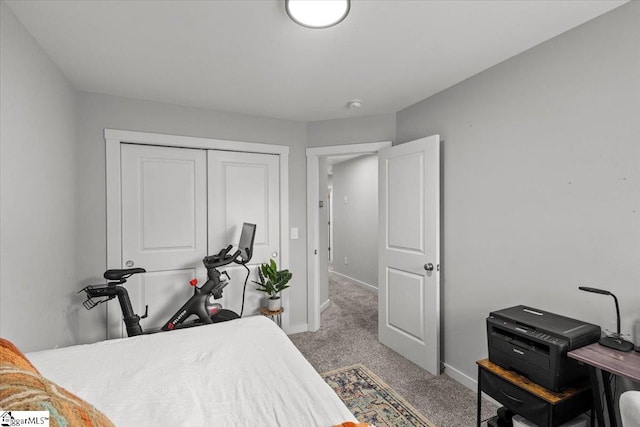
[0,338,114,427]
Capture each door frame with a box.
[105,128,291,332]
[305,141,391,331]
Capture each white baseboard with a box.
[320,299,331,312]
[332,271,377,293]
[285,322,308,335]
[443,362,477,391]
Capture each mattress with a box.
[26,316,356,427]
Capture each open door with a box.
[378,135,441,375]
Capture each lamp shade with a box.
[286,0,350,29]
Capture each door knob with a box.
[272,251,278,258]
[424,263,434,271]
[126,260,135,267]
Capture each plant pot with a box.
[267,297,281,311]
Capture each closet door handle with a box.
[424,263,434,271]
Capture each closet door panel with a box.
[111,144,207,337]
[109,145,280,338]
[208,151,280,316]
[121,144,207,271]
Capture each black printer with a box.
[487,305,601,391]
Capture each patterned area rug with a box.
[322,364,436,427]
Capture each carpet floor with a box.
[289,270,498,426]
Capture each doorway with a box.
[327,153,380,285]
[307,136,441,375]
[306,141,392,331]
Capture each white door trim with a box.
[105,128,291,332]
[305,141,392,331]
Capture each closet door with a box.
[109,144,207,337]
[208,151,280,316]
[109,145,280,337]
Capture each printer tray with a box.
[488,342,586,392]
[480,367,591,426]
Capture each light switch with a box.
[291,227,299,240]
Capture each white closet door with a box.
[121,144,207,270]
[109,144,208,337]
[208,151,280,316]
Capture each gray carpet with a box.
[289,270,498,426]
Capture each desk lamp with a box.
[579,286,634,352]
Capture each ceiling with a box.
[6,0,627,122]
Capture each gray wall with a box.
[0,3,79,351]
[307,114,395,148]
[396,1,640,382]
[75,93,309,338]
[332,155,379,288]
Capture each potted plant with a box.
[254,259,292,311]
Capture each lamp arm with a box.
[610,293,621,335]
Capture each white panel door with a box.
[121,144,207,271]
[109,144,208,337]
[208,151,280,317]
[378,135,440,375]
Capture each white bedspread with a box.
[27,316,356,427]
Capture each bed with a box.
[3,316,357,426]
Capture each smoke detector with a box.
[346,99,362,109]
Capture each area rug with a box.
[322,364,436,427]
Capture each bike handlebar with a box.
[203,246,242,269]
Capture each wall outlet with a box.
[344,256,348,265]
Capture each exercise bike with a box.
[80,223,256,337]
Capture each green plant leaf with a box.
[254,259,293,298]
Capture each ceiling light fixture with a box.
[286,0,350,29]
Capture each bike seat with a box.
[104,268,146,281]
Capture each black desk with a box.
[477,359,592,426]
[569,343,640,427]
